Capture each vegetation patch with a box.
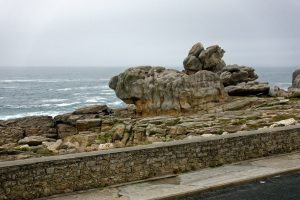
[272,114,297,122]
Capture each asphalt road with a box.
[183,171,300,200]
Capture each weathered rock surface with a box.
[3,116,57,138]
[292,69,300,88]
[0,127,24,146]
[293,74,300,88]
[288,88,300,98]
[225,81,270,96]
[183,43,225,74]
[54,104,112,138]
[269,118,297,128]
[76,119,102,132]
[1,96,300,161]
[109,66,226,115]
[73,105,112,115]
[57,124,77,139]
[18,136,56,146]
[220,64,258,86]
[268,86,289,97]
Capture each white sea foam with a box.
[85,97,106,103]
[55,102,81,107]
[99,92,115,95]
[76,86,102,90]
[0,111,63,120]
[41,99,67,103]
[107,101,125,108]
[56,88,73,91]
[2,104,53,109]
[56,86,102,92]
[0,79,59,83]
[0,86,17,89]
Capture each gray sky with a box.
[0,0,299,68]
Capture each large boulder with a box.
[225,81,270,96]
[288,69,300,97]
[183,42,225,74]
[292,69,300,88]
[220,64,258,86]
[109,66,226,115]
[18,136,56,146]
[293,74,300,88]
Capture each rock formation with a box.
[225,81,270,96]
[287,69,300,97]
[2,42,299,161]
[220,64,258,86]
[292,69,300,88]
[183,42,226,74]
[109,66,226,115]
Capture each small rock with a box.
[76,119,102,132]
[18,136,56,146]
[269,118,297,128]
[98,143,114,150]
[42,139,62,152]
[57,124,77,139]
[15,144,30,151]
[222,132,229,135]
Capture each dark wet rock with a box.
[225,81,270,96]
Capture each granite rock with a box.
[225,81,270,96]
[183,42,225,74]
[3,116,57,137]
[220,64,258,86]
[109,66,226,115]
[292,69,300,88]
[18,136,56,146]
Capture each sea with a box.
[0,66,298,120]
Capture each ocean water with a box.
[0,66,298,120]
[0,67,127,120]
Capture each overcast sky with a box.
[0,0,299,68]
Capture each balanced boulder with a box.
[183,42,225,74]
[109,66,226,115]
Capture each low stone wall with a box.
[1,125,300,200]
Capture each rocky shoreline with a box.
[1,42,300,161]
